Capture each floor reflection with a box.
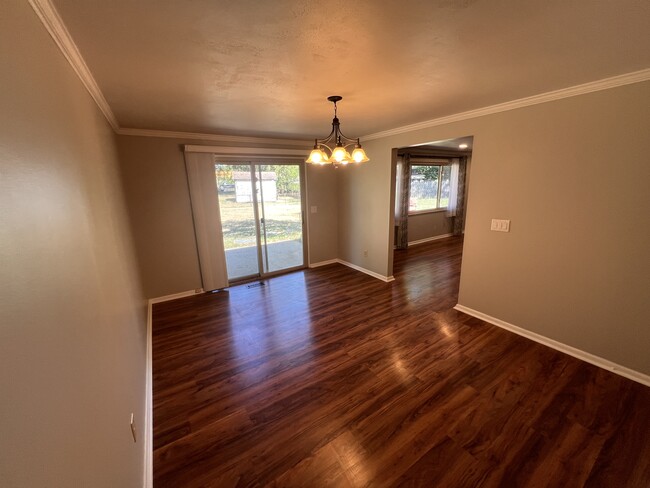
[226,272,313,380]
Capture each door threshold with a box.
[227,265,307,287]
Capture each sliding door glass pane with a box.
[215,164,259,280]
[257,164,304,273]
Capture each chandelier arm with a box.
[334,126,359,145]
[338,135,359,146]
[314,129,337,151]
[316,141,336,153]
[315,133,337,146]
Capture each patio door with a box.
[215,162,306,282]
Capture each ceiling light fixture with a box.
[306,96,369,167]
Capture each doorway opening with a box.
[215,162,306,282]
[391,136,473,278]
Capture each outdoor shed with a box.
[232,171,277,203]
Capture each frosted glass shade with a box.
[306,147,331,164]
[330,145,351,163]
[351,146,369,163]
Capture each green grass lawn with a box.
[410,197,450,212]
[219,194,302,249]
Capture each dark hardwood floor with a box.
[152,236,650,487]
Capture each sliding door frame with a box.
[217,159,308,284]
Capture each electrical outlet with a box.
[130,413,137,443]
[363,250,368,257]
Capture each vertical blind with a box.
[184,151,229,291]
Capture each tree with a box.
[274,165,300,195]
[215,164,250,184]
[411,165,439,181]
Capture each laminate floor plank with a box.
[153,236,650,487]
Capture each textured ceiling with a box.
[53,0,650,139]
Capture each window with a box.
[409,164,451,213]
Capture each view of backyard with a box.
[409,164,451,212]
[215,163,304,279]
[218,193,302,249]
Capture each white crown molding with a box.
[28,0,650,146]
[362,68,650,141]
[454,304,650,387]
[28,0,120,131]
[117,127,311,147]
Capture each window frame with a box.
[408,162,451,215]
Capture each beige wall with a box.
[116,136,338,297]
[338,158,393,273]
[116,136,202,298]
[0,2,146,486]
[339,81,650,375]
[305,164,339,263]
[408,212,453,242]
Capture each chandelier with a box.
[305,96,370,167]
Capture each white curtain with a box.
[395,156,404,220]
[447,156,468,235]
[184,151,229,291]
[447,158,460,217]
[394,154,411,249]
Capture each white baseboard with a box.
[149,288,203,304]
[408,233,453,247]
[309,259,339,268]
[143,288,203,487]
[336,259,395,283]
[143,302,153,488]
[309,258,394,282]
[454,304,650,387]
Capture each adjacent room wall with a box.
[0,2,147,486]
[408,212,453,243]
[396,153,471,244]
[116,135,339,298]
[339,80,650,375]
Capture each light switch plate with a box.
[491,219,510,232]
[310,206,317,214]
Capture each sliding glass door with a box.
[215,162,305,282]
